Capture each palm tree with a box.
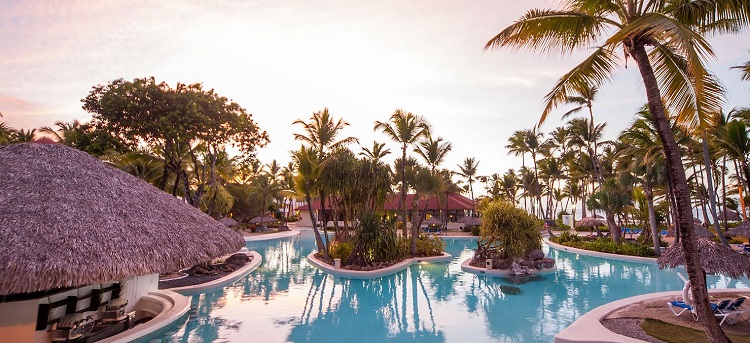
[292,145,328,259]
[733,53,750,81]
[506,130,530,210]
[456,157,480,216]
[487,2,750,339]
[294,108,359,229]
[374,109,431,235]
[13,128,36,142]
[360,141,391,162]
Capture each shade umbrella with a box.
[658,238,750,279]
[422,216,443,226]
[249,214,278,224]
[219,217,239,227]
[575,217,605,228]
[458,216,482,226]
[726,221,750,238]
[0,143,244,295]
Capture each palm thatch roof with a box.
[726,221,750,238]
[721,209,741,222]
[421,216,443,226]
[575,217,605,228]
[249,214,278,224]
[458,216,482,226]
[219,217,239,227]
[666,224,716,238]
[0,143,245,295]
[658,238,750,279]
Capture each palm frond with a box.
[540,46,620,125]
[485,9,609,55]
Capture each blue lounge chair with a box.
[715,297,749,325]
[668,300,697,319]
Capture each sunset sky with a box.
[2,0,749,190]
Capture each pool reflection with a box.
[163,232,748,343]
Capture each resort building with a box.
[0,142,245,342]
[296,192,475,229]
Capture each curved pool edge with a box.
[554,288,750,343]
[544,237,657,264]
[167,251,263,295]
[244,229,301,241]
[307,252,452,279]
[98,289,190,343]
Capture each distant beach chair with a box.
[715,297,749,325]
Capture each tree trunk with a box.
[645,187,661,256]
[401,144,408,236]
[629,40,729,342]
[701,134,729,246]
[606,211,621,244]
[305,184,328,259]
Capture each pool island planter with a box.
[307,252,452,279]
[544,238,657,264]
[460,258,556,276]
[165,250,263,296]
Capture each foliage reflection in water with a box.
[154,230,748,343]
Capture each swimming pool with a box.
[155,230,749,343]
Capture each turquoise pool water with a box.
[157,230,749,343]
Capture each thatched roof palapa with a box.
[657,238,750,279]
[726,221,750,238]
[421,217,443,226]
[458,216,482,226]
[666,224,716,238]
[0,143,245,295]
[219,217,239,227]
[575,217,605,228]
[249,214,278,224]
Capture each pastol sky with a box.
[2,0,749,192]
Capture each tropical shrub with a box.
[346,211,404,266]
[479,200,542,258]
[416,234,446,257]
[329,241,353,261]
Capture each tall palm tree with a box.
[294,108,359,229]
[374,109,431,235]
[506,130,530,211]
[414,134,452,226]
[456,157,480,215]
[487,2,750,339]
[292,145,328,259]
[360,141,391,162]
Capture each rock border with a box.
[307,252,452,279]
[460,257,555,276]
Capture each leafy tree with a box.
[292,145,328,259]
[40,120,129,156]
[487,2,750,339]
[83,77,269,208]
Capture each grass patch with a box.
[641,318,750,343]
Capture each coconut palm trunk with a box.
[628,42,723,341]
[701,134,729,246]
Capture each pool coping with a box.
[307,252,452,279]
[544,237,657,264]
[554,289,746,343]
[244,229,301,241]
[166,250,262,295]
[459,257,555,276]
[98,289,190,343]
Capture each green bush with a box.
[416,234,446,257]
[471,226,481,236]
[329,241,353,260]
[552,235,655,257]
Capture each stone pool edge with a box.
[307,252,452,279]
